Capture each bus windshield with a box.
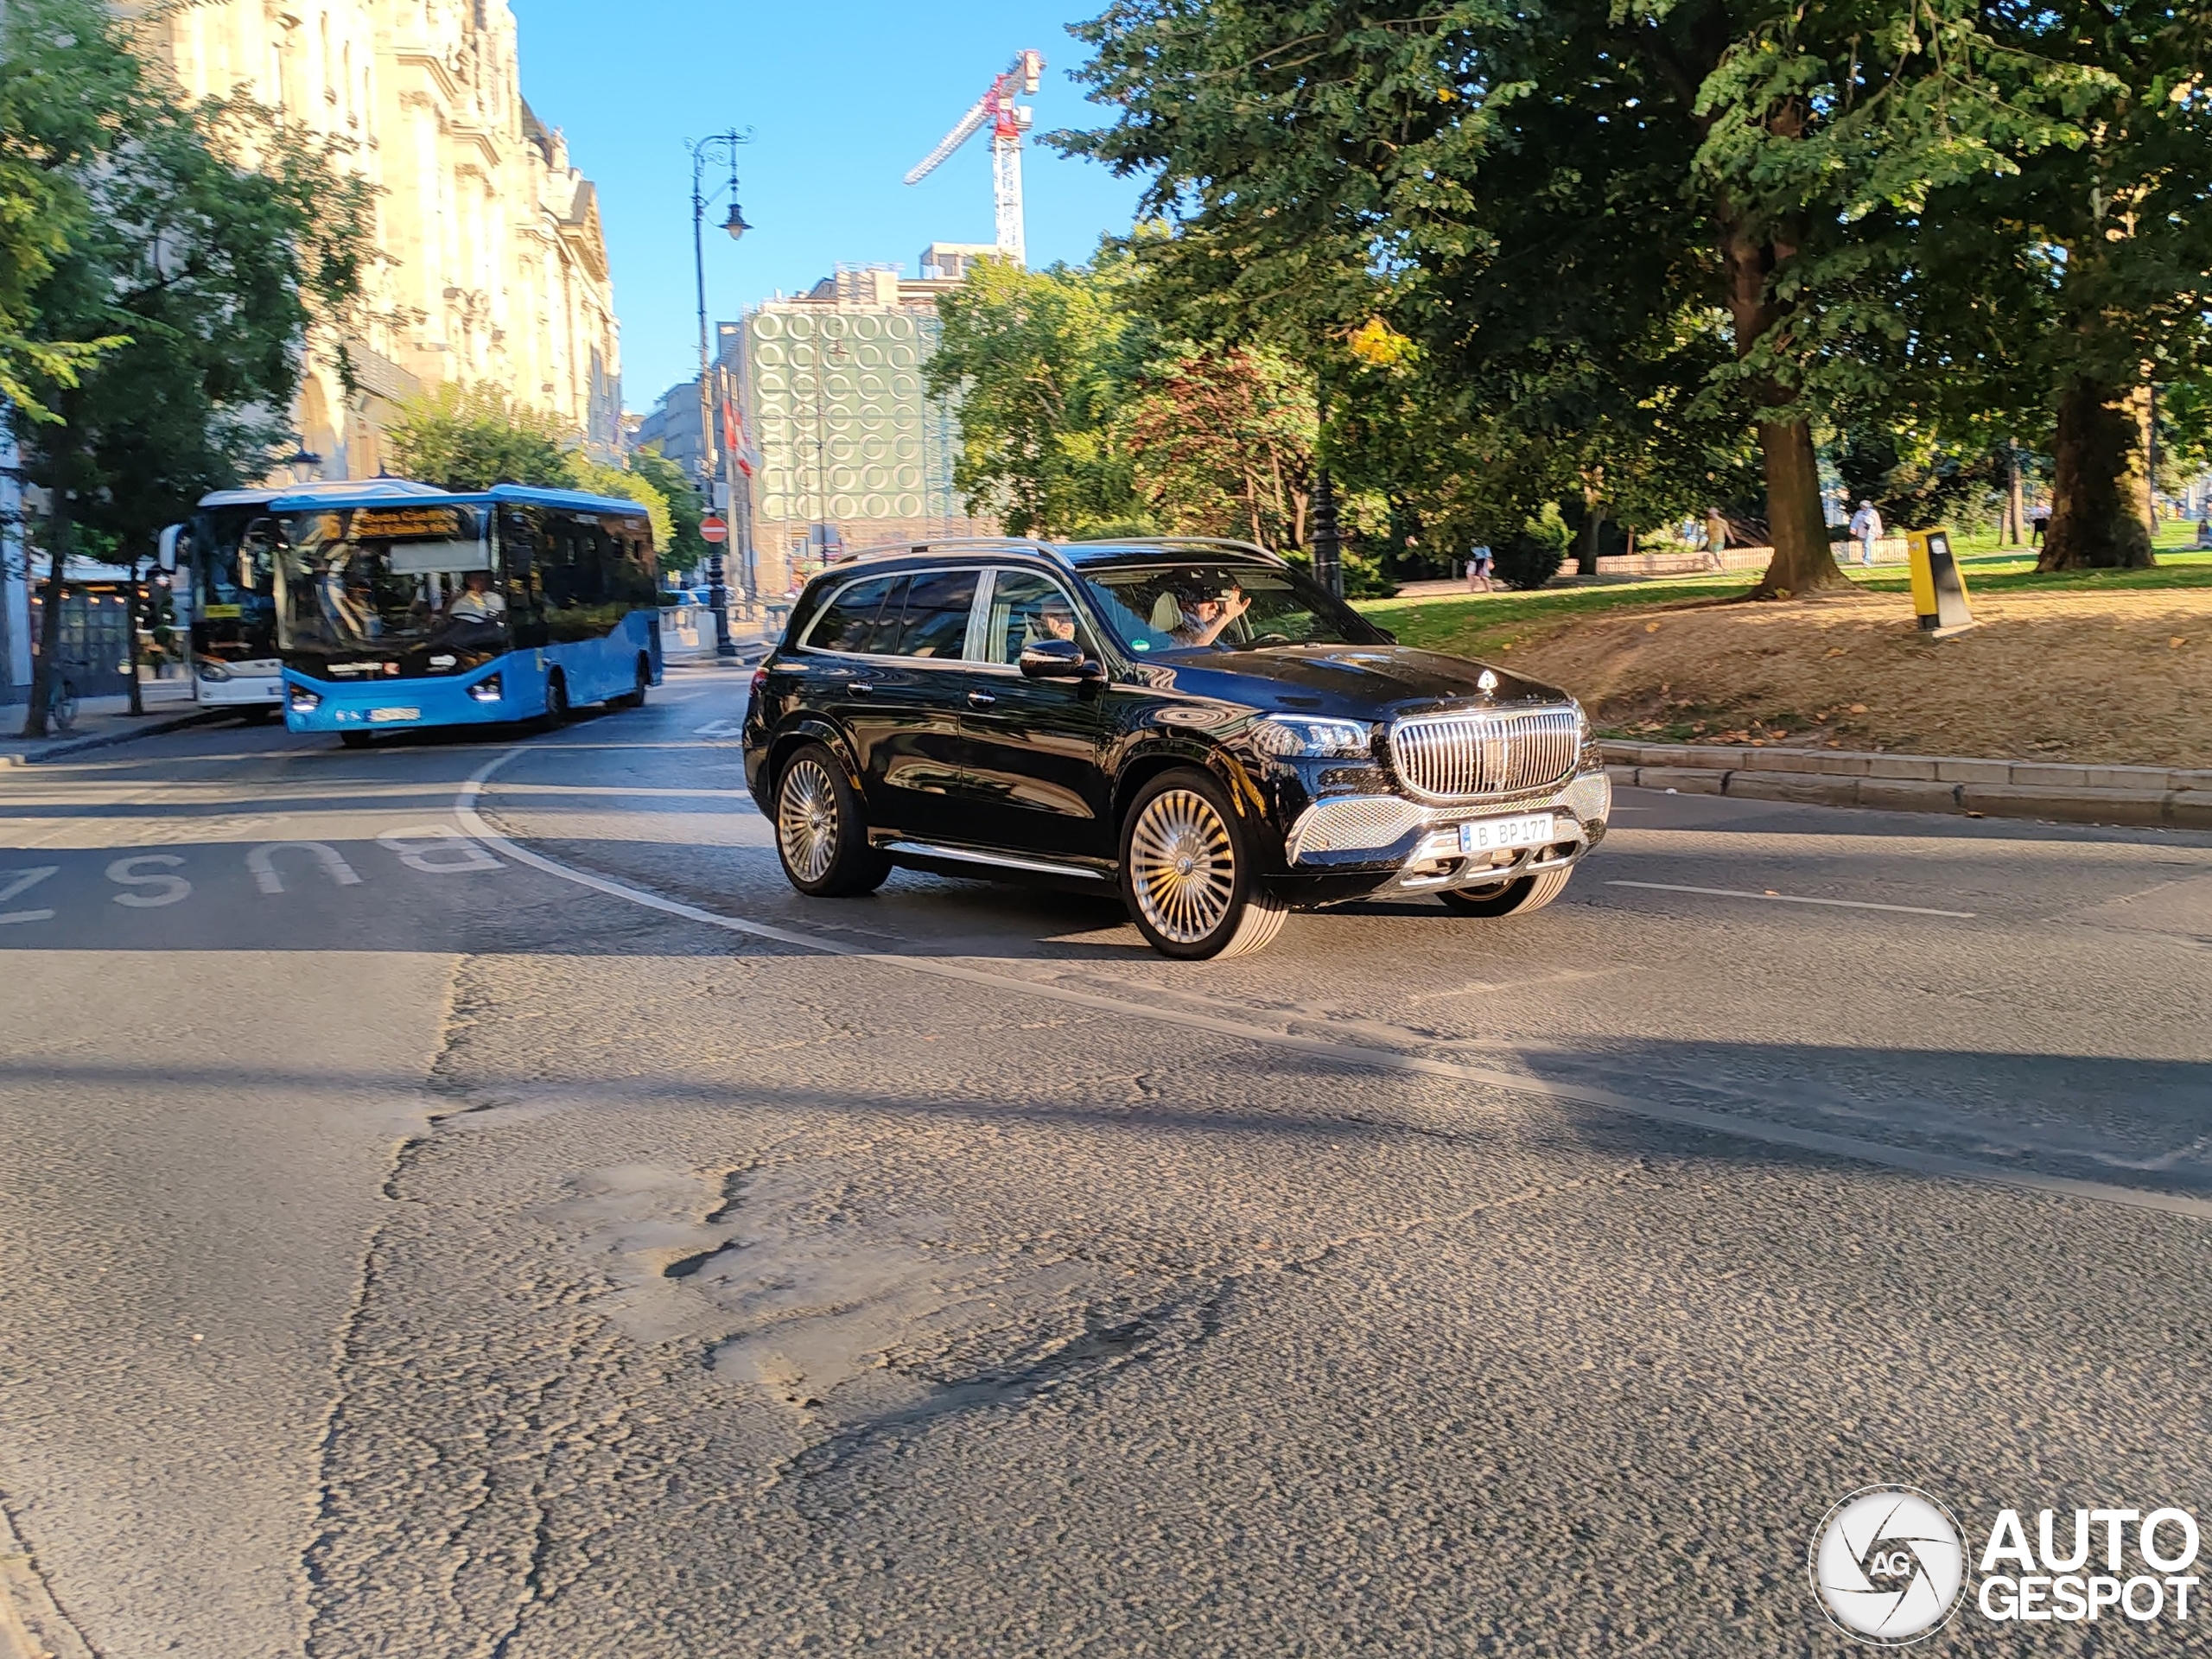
[276,505,503,658]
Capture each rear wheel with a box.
[774,743,890,897]
[610,655,649,709]
[1437,867,1573,917]
[1119,767,1287,960]
[537,671,569,732]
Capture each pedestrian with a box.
[1465,546,1494,593]
[2031,507,2050,548]
[2195,517,2211,550]
[1847,499,1884,567]
[1703,509,1728,571]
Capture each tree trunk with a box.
[1719,216,1846,598]
[2040,376,2155,570]
[1751,416,1840,596]
[2006,439,2025,546]
[1577,474,1605,577]
[21,482,73,741]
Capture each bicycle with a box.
[46,673,78,734]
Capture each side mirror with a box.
[156,524,181,573]
[1018,637,1103,681]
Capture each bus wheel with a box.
[611,656,649,709]
[537,671,569,731]
[340,731,373,749]
[239,707,275,725]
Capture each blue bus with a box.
[270,482,662,747]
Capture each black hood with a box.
[1141,644,1574,721]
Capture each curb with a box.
[0,707,222,770]
[1602,741,2212,830]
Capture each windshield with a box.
[1075,563,1385,656]
[276,505,502,655]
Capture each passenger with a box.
[447,569,506,625]
[1173,582,1249,647]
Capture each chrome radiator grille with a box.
[1388,706,1584,802]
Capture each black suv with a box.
[742,538,1611,958]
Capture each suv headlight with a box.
[1248,715,1373,760]
[1576,710,1602,772]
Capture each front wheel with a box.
[1119,768,1287,960]
[1437,867,1573,917]
[774,744,890,897]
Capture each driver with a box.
[1173,580,1249,647]
[1038,595,1079,644]
[447,569,506,625]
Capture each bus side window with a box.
[499,507,549,648]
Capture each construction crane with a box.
[904,49,1045,268]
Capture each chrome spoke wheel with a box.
[778,760,841,886]
[1128,787,1236,945]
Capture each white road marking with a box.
[0,866,58,924]
[378,825,504,874]
[692,720,745,739]
[488,784,754,799]
[1605,880,1975,919]
[457,748,2203,1223]
[247,840,363,894]
[107,855,192,907]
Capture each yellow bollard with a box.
[1906,528,1975,636]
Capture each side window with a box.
[882,568,980,659]
[804,575,900,653]
[982,569,1091,664]
[498,508,548,647]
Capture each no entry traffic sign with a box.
[701,514,728,544]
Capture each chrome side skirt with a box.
[882,839,1112,883]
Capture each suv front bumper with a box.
[1281,769,1611,893]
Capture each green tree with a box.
[1061,0,2095,598]
[566,455,675,551]
[7,0,374,738]
[627,443,708,578]
[1126,346,1317,548]
[925,256,1151,537]
[0,0,134,416]
[385,383,573,491]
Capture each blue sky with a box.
[511,1,1150,414]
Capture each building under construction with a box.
[728,254,1002,600]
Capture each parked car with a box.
[741,537,1611,958]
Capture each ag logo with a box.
[1810,1486,1967,1645]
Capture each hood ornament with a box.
[1477,669,1499,695]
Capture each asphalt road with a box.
[3,666,2209,1657]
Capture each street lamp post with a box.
[690,130,751,659]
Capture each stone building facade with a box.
[146,0,621,478]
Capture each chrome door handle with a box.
[849,681,874,696]
[966,690,996,708]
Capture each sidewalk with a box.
[0,680,217,769]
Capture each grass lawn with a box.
[1359,546,2212,662]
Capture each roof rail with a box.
[832,535,1071,565]
[1065,535,1288,566]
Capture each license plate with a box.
[368,706,420,724]
[1459,813,1554,854]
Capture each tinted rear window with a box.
[806,575,900,653]
[884,569,979,659]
